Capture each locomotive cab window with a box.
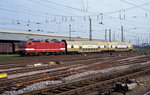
[61,43,65,46]
[19,42,26,46]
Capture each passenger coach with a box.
[64,41,133,53]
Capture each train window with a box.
[19,42,26,46]
[116,46,117,48]
[127,46,128,48]
[104,46,106,48]
[28,43,32,45]
[98,46,100,49]
[61,43,65,46]
[71,45,74,48]
[111,46,112,48]
[79,46,82,49]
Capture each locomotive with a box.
[18,39,133,56]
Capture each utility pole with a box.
[105,29,107,41]
[69,25,75,41]
[69,25,71,41]
[89,17,92,41]
[121,26,124,42]
[138,36,140,46]
[149,34,150,44]
[113,31,115,42]
[109,29,111,42]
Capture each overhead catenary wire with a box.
[42,0,84,12]
[121,0,150,12]
[1,0,150,18]
[0,0,150,43]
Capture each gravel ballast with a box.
[2,61,150,95]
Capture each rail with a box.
[21,64,150,95]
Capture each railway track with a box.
[0,57,123,91]
[0,69,81,91]
[20,64,150,95]
[0,51,143,65]
[0,55,150,94]
[0,54,148,75]
[0,52,146,72]
[0,55,124,74]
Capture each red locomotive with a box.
[18,39,66,56]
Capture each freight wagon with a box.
[0,42,19,54]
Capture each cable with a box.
[0,2,60,17]
[42,0,83,12]
[0,7,58,18]
[104,2,150,15]
[29,0,92,17]
[121,0,150,12]
[1,1,150,35]
[1,0,150,18]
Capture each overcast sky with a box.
[0,0,150,45]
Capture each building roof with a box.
[0,30,103,41]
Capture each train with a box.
[18,39,133,56]
[0,42,18,54]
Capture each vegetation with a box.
[0,54,20,57]
[135,48,150,53]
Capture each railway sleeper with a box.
[65,86,77,89]
[74,84,85,87]
[57,88,70,91]
[52,90,64,93]
[97,85,115,95]
[41,92,55,95]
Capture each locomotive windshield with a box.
[19,41,26,46]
